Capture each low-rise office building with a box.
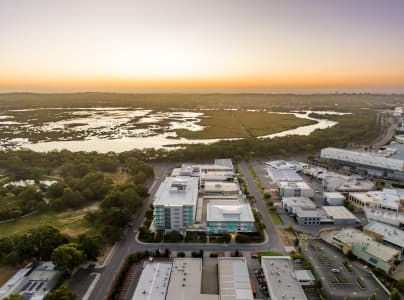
[267,168,303,184]
[261,256,307,300]
[218,257,254,300]
[363,221,404,257]
[207,201,254,234]
[322,206,360,225]
[153,176,199,231]
[322,175,374,193]
[348,189,404,213]
[278,181,314,198]
[324,192,345,206]
[203,181,240,195]
[294,207,331,225]
[323,228,401,274]
[265,160,303,171]
[282,197,316,215]
[294,206,359,225]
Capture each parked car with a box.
[331,268,340,273]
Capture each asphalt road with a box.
[238,161,285,253]
[71,161,280,300]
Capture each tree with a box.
[397,278,404,292]
[30,225,65,260]
[369,293,377,300]
[46,285,77,300]
[3,294,24,300]
[78,234,101,260]
[51,243,85,272]
[390,289,401,300]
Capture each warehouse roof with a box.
[261,256,307,300]
[132,262,173,300]
[322,206,359,222]
[321,147,404,171]
[203,182,239,194]
[267,168,303,183]
[326,228,400,262]
[282,197,316,209]
[166,259,217,300]
[218,257,254,300]
[364,221,404,249]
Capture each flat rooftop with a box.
[204,182,240,194]
[322,206,359,222]
[132,262,173,300]
[261,256,307,300]
[325,228,400,262]
[214,159,234,171]
[364,221,404,249]
[166,258,217,300]
[282,197,316,209]
[218,257,254,300]
[278,181,312,189]
[207,201,254,223]
[323,192,345,199]
[350,189,404,210]
[267,168,303,183]
[365,207,404,227]
[153,176,199,207]
[321,147,404,171]
[294,207,328,218]
[265,160,302,171]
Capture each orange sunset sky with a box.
[1,0,404,93]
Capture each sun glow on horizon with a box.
[1,0,404,92]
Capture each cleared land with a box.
[176,110,316,139]
[0,203,99,238]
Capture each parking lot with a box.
[301,239,388,300]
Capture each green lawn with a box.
[176,110,316,139]
[0,206,97,238]
[269,210,283,225]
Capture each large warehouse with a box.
[320,147,404,180]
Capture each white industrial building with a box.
[323,228,401,274]
[131,257,253,300]
[365,207,404,229]
[206,201,255,234]
[323,192,345,206]
[153,176,199,231]
[322,206,360,225]
[321,147,404,179]
[131,262,173,300]
[363,221,404,256]
[166,259,218,300]
[261,256,307,300]
[282,197,316,215]
[218,257,254,300]
[0,262,61,300]
[294,206,359,225]
[267,168,303,184]
[278,181,314,198]
[203,182,240,195]
[348,189,404,212]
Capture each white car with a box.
[331,268,340,273]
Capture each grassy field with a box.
[0,204,99,238]
[269,210,283,225]
[176,110,316,139]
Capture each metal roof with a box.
[218,257,254,300]
[153,176,199,207]
[261,256,307,300]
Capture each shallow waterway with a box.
[5,110,346,153]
